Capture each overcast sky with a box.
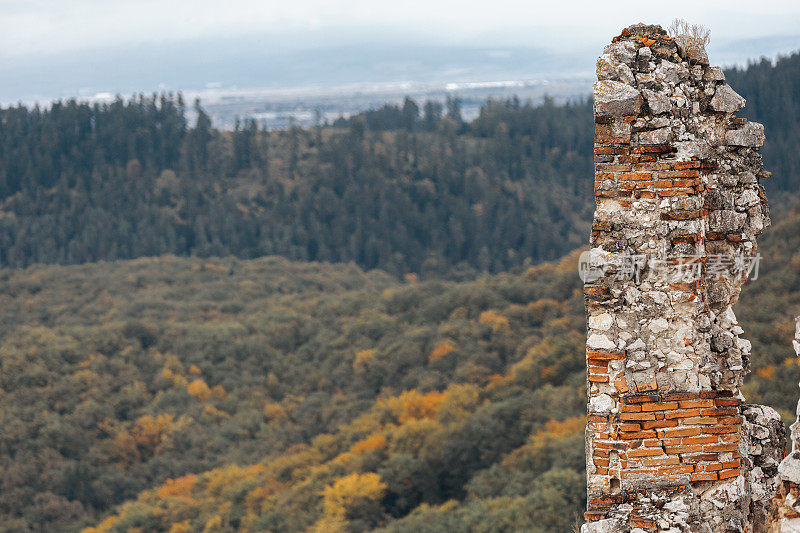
[1,0,799,58]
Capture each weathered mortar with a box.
[582,23,784,532]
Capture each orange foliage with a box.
[157,474,198,501]
[189,364,201,375]
[478,310,510,332]
[353,349,377,370]
[322,472,387,518]
[211,385,227,400]
[540,415,586,438]
[428,342,455,362]
[262,403,289,421]
[756,365,776,380]
[187,379,212,401]
[350,434,388,454]
[381,390,446,423]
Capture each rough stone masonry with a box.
[582,23,786,532]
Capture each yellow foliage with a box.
[81,515,118,533]
[756,365,776,380]
[486,373,508,388]
[786,357,798,367]
[321,472,387,519]
[187,379,213,401]
[478,310,510,332]
[540,415,586,439]
[189,364,201,375]
[202,515,224,532]
[262,403,289,421]
[380,389,446,424]
[202,405,231,420]
[245,478,287,514]
[350,434,388,454]
[112,413,176,465]
[211,385,227,400]
[308,514,349,533]
[132,414,175,451]
[428,342,455,362]
[168,521,192,533]
[162,367,188,388]
[204,464,266,497]
[157,474,198,501]
[353,349,377,370]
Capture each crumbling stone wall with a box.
[771,318,800,532]
[582,23,783,532]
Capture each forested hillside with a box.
[0,206,795,532]
[0,96,593,277]
[0,51,798,277]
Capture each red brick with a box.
[626,448,666,458]
[702,426,740,435]
[633,162,672,171]
[680,416,719,425]
[640,402,679,411]
[718,468,740,480]
[662,392,698,401]
[622,394,660,404]
[596,163,632,172]
[701,408,739,417]
[620,404,641,413]
[674,160,701,170]
[617,172,653,181]
[621,412,656,421]
[658,188,694,197]
[691,472,718,482]
[682,435,719,445]
[664,444,703,454]
[659,428,701,438]
[659,464,695,475]
[664,408,701,419]
[641,419,678,430]
[619,423,642,432]
[714,398,742,407]
[589,374,610,383]
[679,400,714,409]
[681,453,719,463]
[619,431,658,440]
[633,145,671,153]
[659,170,699,178]
[595,146,628,155]
[643,456,680,467]
[629,516,658,529]
[587,350,626,360]
[703,443,739,453]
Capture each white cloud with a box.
[0,0,798,57]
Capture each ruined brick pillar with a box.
[582,24,783,532]
[772,317,800,532]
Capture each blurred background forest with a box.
[0,52,798,532]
